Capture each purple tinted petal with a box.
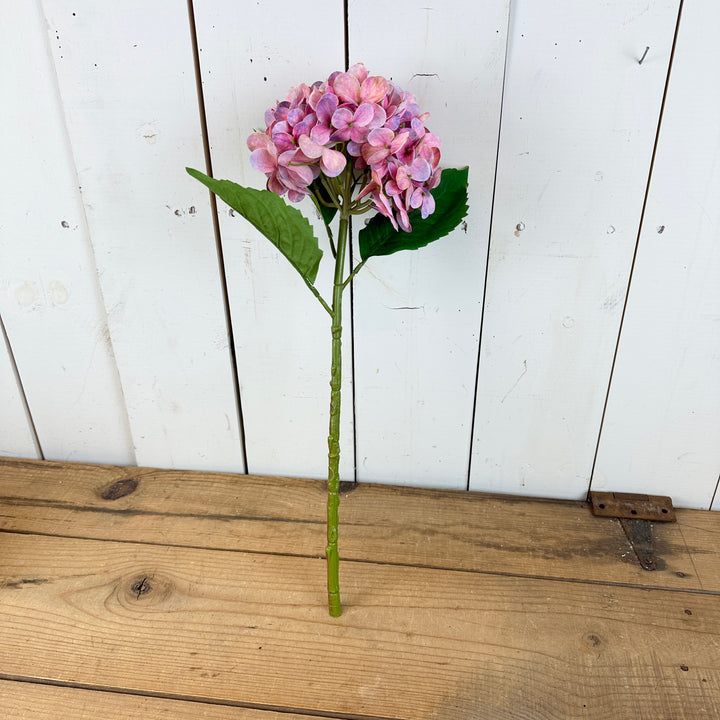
[409,157,432,182]
[353,102,375,127]
[287,107,305,126]
[310,124,331,145]
[331,107,353,129]
[272,132,296,152]
[410,187,425,209]
[421,192,435,218]
[316,93,339,124]
[346,140,363,157]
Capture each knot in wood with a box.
[100,477,139,500]
[122,572,173,606]
[131,576,152,598]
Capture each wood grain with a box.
[3,680,334,720]
[0,458,712,591]
[1,531,718,720]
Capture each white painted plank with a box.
[348,0,510,489]
[39,1,245,472]
[592,0,720,510]
[0,0,133,464]
[0,320,39,459]
[193,3,353,479]
[470,0,680,499]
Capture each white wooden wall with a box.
[2,1,718,510]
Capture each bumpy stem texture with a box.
[326,206,349,617]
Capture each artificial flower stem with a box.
[325,175,352,617]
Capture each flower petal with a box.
[316,93,339,124]
[320,147,347,177]
[331,107,354,130]
[347,62,368,84]
[360,76,390,104]
[332,72,361,104]
[353,102,375,127]
[297,134,324,159]
[249,148,277,173]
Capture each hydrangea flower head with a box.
[247,63,442,232]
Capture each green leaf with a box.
[308,176,338,227]
[187,167,323,284]
[358,167,469,262]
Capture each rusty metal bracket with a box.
[588,491,676,571]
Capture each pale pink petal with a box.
[360,76,390,104]
[249,148,277,173]
[247,132,271,151]
[389,131,410,154]
[267,175,285,195]
[362,144,390,167]
[320,147,347,177]
[347,62,368,84]
[367,127,394,147]
[287,188,307,202]
[369,104,387,128]
[331,72,361,104]
[297,134,324,159]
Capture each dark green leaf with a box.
[187,167,322,284]
[308,176,338,227]
[358,167,469,262]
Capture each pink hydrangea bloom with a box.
[246,62,442,231]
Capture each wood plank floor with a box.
[1,458,718,719]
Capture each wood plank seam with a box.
[1,528,716,601]
[0,675,406,720]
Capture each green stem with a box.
[325,166,353,617]
[309,194,337,258]
[342,258,367,291]
[302,277,332,317]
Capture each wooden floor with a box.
[1,458,719,719]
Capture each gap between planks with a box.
[0,457,716,592]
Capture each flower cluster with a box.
[247,63,441,232]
